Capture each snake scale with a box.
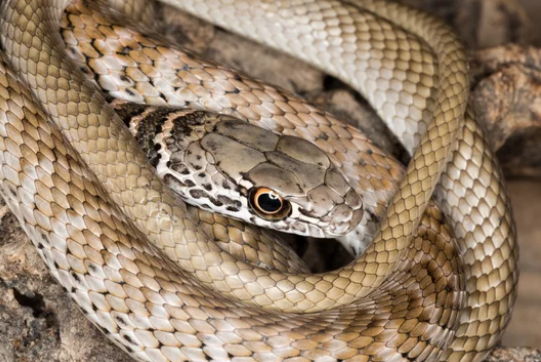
[0,0,518,361]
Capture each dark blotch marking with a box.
[170,162,191,175]
[116,46,131,55]
[318,133,329,141]
[123,334,136,345]
[171,111,207,138]
[218,195,241,208]
[112,102,147,127]
[222,180,231,190]
[90,39,104,56]
[115,315,128,326]
[133,107,180,167]
[190,189,208,199]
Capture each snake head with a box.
[234,134,365,238]
[147,111,364,238]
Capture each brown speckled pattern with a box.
[0,0,518,362]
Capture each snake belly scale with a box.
[0,1,518,362]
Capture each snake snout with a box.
[327,200,364,236]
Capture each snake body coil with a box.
[0,1,518,362]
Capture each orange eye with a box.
[252,188,283,214]
[249,188,290,220]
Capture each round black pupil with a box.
[257,193,282,212]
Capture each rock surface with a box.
[486,348,541,362]
[471,45,541,178]
[0,0,540,361]
[0,213,133,362]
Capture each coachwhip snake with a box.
[0,0,518,362]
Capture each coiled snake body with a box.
[0,0,518,362]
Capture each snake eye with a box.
[252,188,283,214]
[249,188,291,220]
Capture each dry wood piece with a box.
[472,45,541,178]
[399,0,536,47]
[486,348,541,362]
[0,214,132,362]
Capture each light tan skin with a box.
[0,1,518,362]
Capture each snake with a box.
[0,0,518,361]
